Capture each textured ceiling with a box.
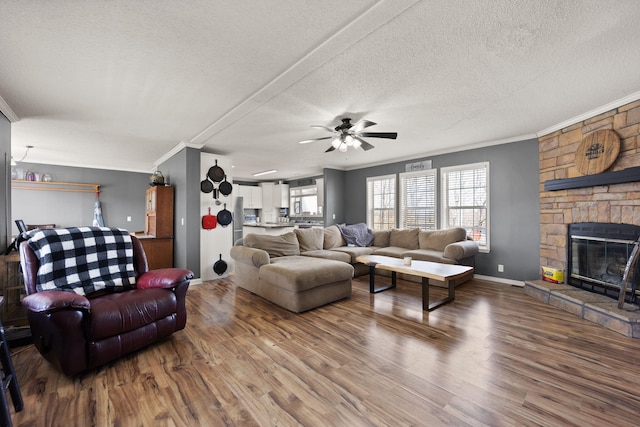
[2,0,640,180]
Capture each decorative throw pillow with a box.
[389,228,420,249]
[27,227,136,296]
[323,225,345,249]
[420,228,467,251]
[244,232,300,257]
[294,228,324,252]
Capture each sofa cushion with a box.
[389,228,420,249]
[295,228,324,252]
[330,246,376,263]
[323,225,346,249]
[372,246,408,258]
[244,232,300,257]
[419,228,467,251]
[300,250,352,263]
[372,230,390,247]
[402,249,457,264]
[260,256,354,293]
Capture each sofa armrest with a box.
[22,291,91,313]
[443,240,480,261]
[137,268,194,289]
[230,246,271,268]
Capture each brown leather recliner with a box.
[19,234,193,376]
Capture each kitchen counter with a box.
[243,223,296,236]
[243,222,296,229]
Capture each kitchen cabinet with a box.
[143,185,174,268]
[238,185,262,209]
[273,183,289,207]
[145,186,174,237]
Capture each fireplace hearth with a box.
[567,223,640,303]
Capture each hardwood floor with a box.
[7,275,640,426]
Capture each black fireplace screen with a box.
[567,223,640,299]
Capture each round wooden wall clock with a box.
[575,129,620,175]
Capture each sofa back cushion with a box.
[26,226,136,296]
[295,228,324,252]
[372,230,390,247]
[323,225,346,249]
[389,228,420,249]
[419,228,468,251]
[244,232,300,257]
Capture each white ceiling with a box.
[2,1,640,181]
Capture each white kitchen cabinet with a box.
[273,183,289,207]
[238,185,263,209]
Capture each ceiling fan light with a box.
[331,138,341,149]
[353,139,362,149]
[345,135,355,146]
[339,143,348,152]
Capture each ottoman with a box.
[256,256,354,313]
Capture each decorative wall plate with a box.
[575,129,620,175]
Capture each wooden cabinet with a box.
[143,185,174,268]
[0,253,27,327]
[138,237,174,270]
[145,186,174,237]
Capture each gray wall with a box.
[158,146,201,274]
[0,113,10,248]
[342,138,541,281]
[11,163,149,235]
[323,168,346,226]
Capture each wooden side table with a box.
[0,296,23,426]
[0,253,27,328]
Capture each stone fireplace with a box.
[526,99,640,337]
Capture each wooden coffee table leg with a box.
[423,277,455,311]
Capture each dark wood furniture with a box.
[0,296,23,426]
[142,185,174,269]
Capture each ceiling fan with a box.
[299,118,398,152]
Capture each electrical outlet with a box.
[181,217,185,226]
[498,264,504,273]
[126,216,131,222]
[333,214,336,219]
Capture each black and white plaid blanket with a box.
[27,227,137,296]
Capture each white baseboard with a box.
[474,274,525,287]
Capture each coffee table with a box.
[356,255,474,311]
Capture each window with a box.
[366,174,396,230]
[441,162,489,251]
[290,185,320,216]
[399,169,437,230]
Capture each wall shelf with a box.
[11,180,100,193]
[544,166,640,191]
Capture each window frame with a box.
[366,174,396,230]
[399,169,437,231]
[440,162,490,252]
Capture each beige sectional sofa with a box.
[230,225,479,312]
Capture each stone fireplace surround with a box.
[524,99,640,337]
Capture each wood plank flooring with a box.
[7,275,640,426]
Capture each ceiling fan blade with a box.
[325,146,336,153]
[299,136,333,144]
[359,132,398,139]
[354,136,375,151]
[311,125,336,133]
[350,120,376,133]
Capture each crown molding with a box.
[0,95,19,122]
[537,90,640,137]
[154,140,204,168]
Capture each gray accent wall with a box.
[0,113,10,249]
[11,163,149,234]
[341,138,540,281]
[323,168,346,226]
[158,146,201,275]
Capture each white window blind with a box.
[441,162,490,251]
[399,169,437,230]
[366,174,396,230]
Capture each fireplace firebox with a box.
[567,223,640,302]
